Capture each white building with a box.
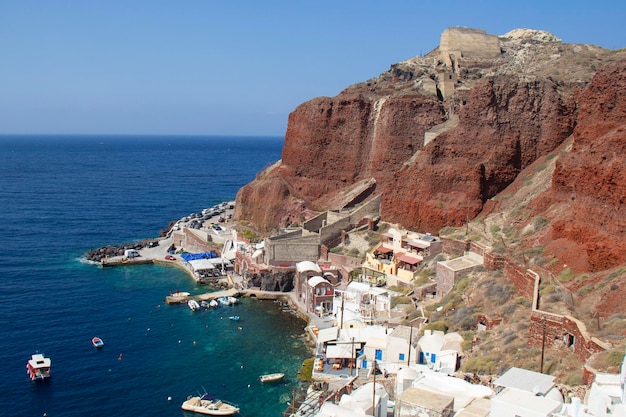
[491,367,564,417]
[417,330,463,374]
[338,382,388,417]
[333,281,394,326]
[396,365,493,412]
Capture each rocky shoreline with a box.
[84,238,164,262]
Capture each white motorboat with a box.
[209,300,218,308]
[181,393,239,416]
[188,300,200,311]
[92,337,105,348]
[170,291,190,298]
[259,372,285,383]
[26,353,51,381]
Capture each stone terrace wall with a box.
[504,261,537,300]
[443,236,609,366]
[484,251,505,270]
[528,311,610,362]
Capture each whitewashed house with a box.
[385,325,420,368]
[491,367,565,417]
[417,330,463,374]
[337,382,389,417]
[333,281,394,326]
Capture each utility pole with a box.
[407,322,413,366]
[540,317,546,373]
[350,337,355,376]
[372,358,376,417]
[340,292,345,330]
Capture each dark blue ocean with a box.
[0,135,310,417]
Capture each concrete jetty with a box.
[165,288,240,304]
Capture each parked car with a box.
[165,255,176,261]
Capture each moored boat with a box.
[26,353,51,381]
[170,291,190,298]
[188,300,200,311]
[259,372,285,383]
[181,393,239,415]
[228,315,239,321]
[92,337,104,348]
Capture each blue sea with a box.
[0,135,310,417]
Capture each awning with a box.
[375,246,393,254]
[189,259,216,270]
[326,343,357,359]
[317,327,339,343]
[397,254,422,265]
[406,240,429,249]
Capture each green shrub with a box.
[524,246,546,257]
[298,358,314,381]
[462,356,497,374]
[561,370,583,386]
[490,224,501,235]
[391,296,412,308]
[439,226,458,236]
[557,268,574,282]
[533,216,548,231]
[607,350,625,367]
[239,229,259,239]
[423,321,449,334]
[577,285,594,296]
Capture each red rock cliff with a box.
[235,29,625,266]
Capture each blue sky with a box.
[1,1,624,136]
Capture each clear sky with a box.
[1,1,624,136]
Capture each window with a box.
[399,353,405,361]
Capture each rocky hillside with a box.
[234,27,626,312]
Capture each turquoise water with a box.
[0,135,310,416]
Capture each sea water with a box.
[0,135,309,417]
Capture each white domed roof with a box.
[397,367,419,381]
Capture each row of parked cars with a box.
[172,202,234,232]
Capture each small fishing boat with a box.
[209,300,218,308]
[259,372,285,383]
[170,291,190,298]
[228,316,239,321]
[188,300,201,311]
[26,353,51,381]
[92,337,104,348]
[181,393,239,416]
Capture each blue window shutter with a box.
[399,353,405,361]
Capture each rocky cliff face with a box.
[234,28,626,280]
